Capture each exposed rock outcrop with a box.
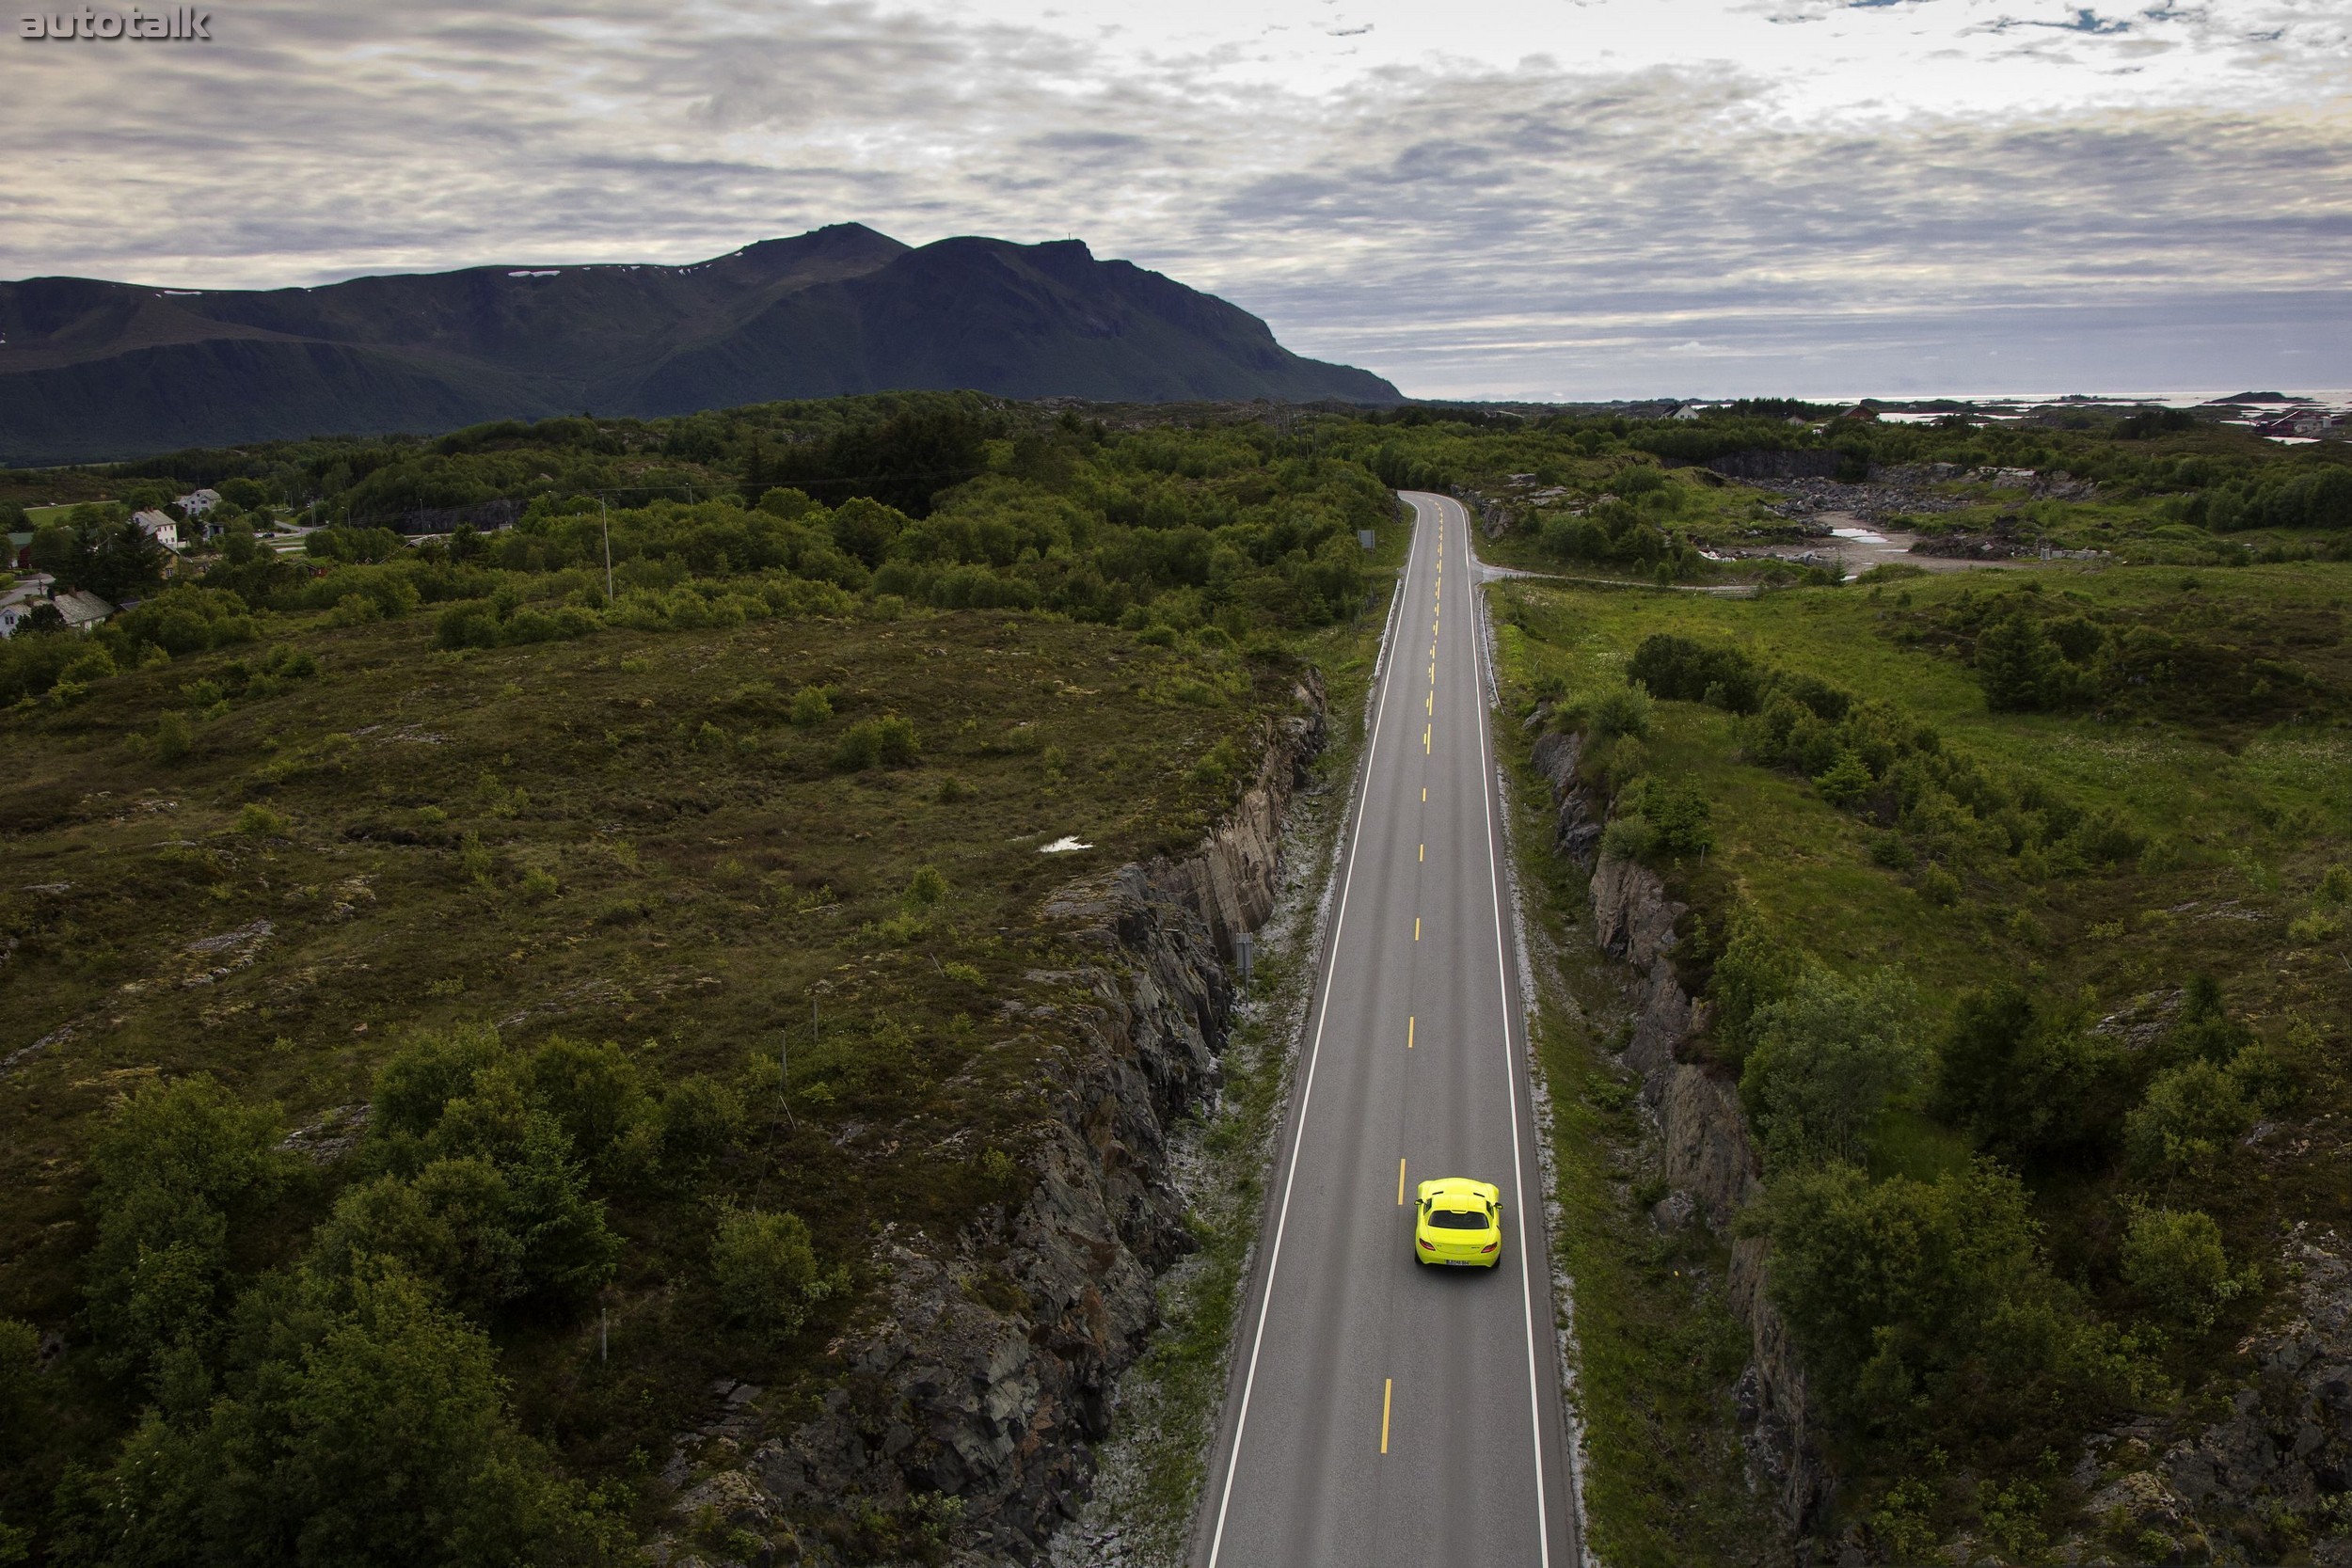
[653,677,1328,1565]
[1526,726,1830,1533]
[2068,1226,2352,1564]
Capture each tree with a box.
[711,1210,832,1335]
[84,1076,286,1382]
[2121,1204,2246,1330]
[1740,966,1925,1171]
[1975,613,2060,713]
[1761,1160,2137,1450]
[97,1265,620,1567]
[1707,909,1804,1069]
[1935,983,2127,1166]
[2125,1059,2250,1178]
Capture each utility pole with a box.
[600,496,614,607]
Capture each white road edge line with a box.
[1203,503,1419,1568]
[1460,496,1554,1568]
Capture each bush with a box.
[0,1316,39,1455]
[1588,683,1653,739]
[1740,966,1926,1170]
[151,711,194,763]
[1812,748,1875,808]
[834,714,919,770]
[711,1210,829,1335]
[1936,983,2127,1166]
[1707,910,1803,1068]
[373,1024,507,1144]
[658,1075,747,1171]
[95,1265,622,1566]
[1642,775,1714,858]
[1627,633,1761,712]
[788,685,833,725]
[903,864,947,908]
[1976,613,2061,712]
[312,1158,529,1317]
[2122,1204,2248,1330]
[2125,1059,2251,1178]
[1761,1160,2138,1451]
[236,802,288,837]
[84,1076,287,1380]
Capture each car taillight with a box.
[1418,1238,1435,1250]
[1481,1243,1498,1253]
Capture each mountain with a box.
[0,225,1400,465]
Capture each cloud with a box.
[0,0,2345,398]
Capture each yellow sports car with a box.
[1413,1177,1502,1268]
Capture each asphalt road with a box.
[1195,493,1579,1567]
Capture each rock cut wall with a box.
[1528,726,1833,1533]
[659,675,1328,1564]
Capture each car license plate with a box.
[1444,1259,1477,1267]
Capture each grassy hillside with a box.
[1491,560,2352,1560]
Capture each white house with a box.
[175,487,222,517]
[131,509,183,551]
[54,589,113,630]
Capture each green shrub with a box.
[658,1075,747,1171]
[1589,682,1653,739]
[84,1077,287,1380]
[1740,966,1925,1170]
[834,714,919,770]
[2316,863,2352,909]
[711,1209,830,1335]
[1627,632,1762,712]
[1975,613,2061,712]
[2121,1204,2249,1329]
[235,802,288,837]
[2164,975,2253,1067]
[1707,909,1803,1068]
[1935,983,2126,1165]
[0,1316,40,1456]
[1631,775,1713,859]
[1761,1160,2138,1451]
[903,864,947,909]
[1812,749,1875,808]
[151,711,194,762]
[788,685,834,725]
[1918,863,1963,905]
[2125,1059,2251,1178]
[372,1024,509,1144]
[311,1158,529,1316]
[92,1266,621,1566]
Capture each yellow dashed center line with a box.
[1397,1158,1406,1204]
[1406,1015,1415,1050]
[1381,1379,1393,1454]
[1414,916,1422,942]
[1418,843,1424,863]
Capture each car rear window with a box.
[1428,1207,1491,1229]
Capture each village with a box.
[5,486,358,638]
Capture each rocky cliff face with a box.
[1528,727,1832,1533]
[654,678,1328,1565]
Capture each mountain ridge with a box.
[0,226,1398,463]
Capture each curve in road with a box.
[1196,493,1580,1567]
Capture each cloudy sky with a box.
[6,0,2348,399]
